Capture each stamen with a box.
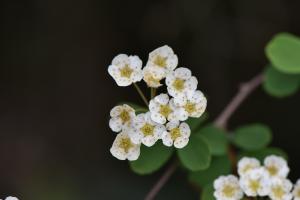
[120,65,133,78]
[140,123,155,136]
[119,137,133,153]
[267,165,278,176]
[222,185,236,198]
[119,110,130,123]
[154,55,167,68]
[170,128,181,141]
[184,102,196,114]
[172,78,185,91]
[159,105,172,117]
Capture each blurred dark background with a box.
[1,0,300,199]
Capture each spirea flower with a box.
[143,66,163,88]
[213,175,244,200]
[145,45,178,79]
[237,157,261,177]
[292,179,300,200]
[268,178,293,200]
[239,167,270,197]
[166,67,198,101]
[109,104,136,132]
[110,131,140,161]
[128,112,165,147]
[264,155,289,179]
[161,121,191,148]
[108,54,143,86]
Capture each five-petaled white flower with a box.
[293,179,300,200]
[161,121,191,148]
[149,93,187,124]
[145,45,178,79]
[143,66,163,88]
[214,175,244,200]
[108,54,143,86]
[110,131,140,161]
[239,167,270,197]
[109,104,136,132]
[268,178,293,200]
[264,155,289,179]
[166,67,198,102]
[237,157,261,177]
[128,112,165,147]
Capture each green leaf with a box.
[130,141,173,175]
[238,147,288,162]
[177,135,211,171]
[233,124,272,151]
[263,65,300,97]
[266,33,300,74]
[120,102,148,114]
[201,184,215,200]
[186,113,209,132]
[195,124,228,155]
[189,155,231,187]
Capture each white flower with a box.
[239,167,271,197]
[268,178,293,200]
[3,197,19,200]
[143,66,163,88]
[161,121,191,148]
[264,155,289,179]
[174,90,207,118]
[109,104,136,132]
[149,93,187,124]
[166,67,198,102]
[213,175,244,200]
[108,54,143,86]
[145,45,178,79]
[237,157,261,177]
[110,131,140,161]
[128,112,165,147]
[292,179,300,200]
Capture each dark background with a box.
[1,0,300,199]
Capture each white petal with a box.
[165,72,176,86]
[129,55,142,70]
[179,122,191,137]
[174,136,189,148]
[166,121,179,130]
[154,93,169,105]
[161,131,173,147]
[110,105,122,117]
[185,76,198,91]
[112,54,129,66]
[174,67,191,79]
[109,118,123,132]
[172,94,187,106]
[5,197,19,200]
[154,124,165,138]
[166,54,178,71]
[142,135,157,147]
[127,144,140,161]
[151,112,166,124]
[149,100,160,112]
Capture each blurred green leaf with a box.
[120,102,148,114]
[130,141,173,175]
[263,65,299,97]
[195,124,228,155]
[189,155,231,187]
[186,113,209,132]
[201,184,215,200]
[177,135,211,171]
[238,147,288,162]
[266,33,300,74]
[233,124,272,151]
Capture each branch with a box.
[143,72,264,200]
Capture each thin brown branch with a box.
[143,72,264,200]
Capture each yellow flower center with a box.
[170,128,181,141]
[154,55,167,68]
[249,179,260,192]
[184,102,196,114]
[242,164,254,174]
[222,184,236,198]
[144,73,161,87]
[140,123,155,136]
[272,186,284,199]
[267,165,278,176]
[296,189,300,197]
[119,137,133,153]
[119,110,130,123]
[159,105,172,117]
[119,65,133,78]
[172,78,185,91]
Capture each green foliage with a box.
[232,124,272,151]
[186,113,209,132]
[266,33,300,74]
[201,184,215,200]
[263,65,300,97]
[189,155,231,187]
[177,135,211,171]
[238,147,288,162]
[195,124,228,155]
[130,141,173,175]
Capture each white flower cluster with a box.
[213,155,300,200]
[108,46,207,161]
[0,197,19,200]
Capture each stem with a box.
[143,72,264,200]
[133,83,149,106]
[150,88,156,99]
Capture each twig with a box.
[143,72,264,200]
[133,83,149,106]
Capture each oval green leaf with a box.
[130,141,173,175]
[177,135,211,171]
[186,113,209,132]
[266,33,300,74]
[201,184,215,200]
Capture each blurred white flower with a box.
[143,66,163,88]
[145,45,178,79]
[237,157,261,177]
[128,112,165,147]
[292,179,300,200]
[264,155,289,179]
[161,121,191,148]
[109,104,136,132]
[239,167,270,197]
[1,197,19,200]
[213,175,244,200]
[268,178,293,200]
[166,67,198,102]
[108,54,143,86]
[110,131,140,161]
